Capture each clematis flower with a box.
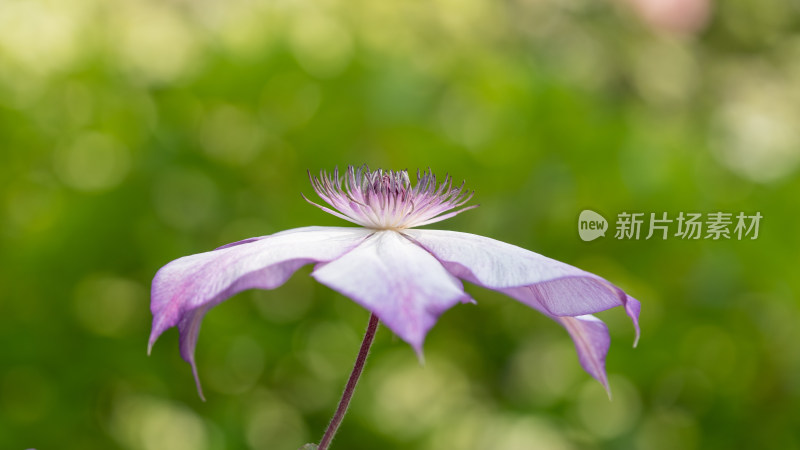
[149,165,640,400]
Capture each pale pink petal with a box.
[149,226,371,398]
[405,229,640,344]
[312,230,472,354]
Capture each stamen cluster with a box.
[304,165,477,230]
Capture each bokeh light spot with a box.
[289,14,353,78]
[437,88,493,150]
[5,181,63,234]
[54,132,130,192]
[199,105,264,165]
[153,168,220,231]
[0,0,83,76]
[72,274,146,337]
[111,1,202,83]
[302,321,359,381]
[245,390,309,450]
[634,409,699,450]
[424,410,574,450]
[506,339,581,407]
[711,69,800,183]
[206,336,265,395]
[1,366,55,424]
[573,375,642,439]
[369,352,472,438]
[482,415,573,450]
[110,394,209,450]
[251,274,313,324]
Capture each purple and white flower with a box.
[149,165,640,399]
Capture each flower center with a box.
[304,165,477,230]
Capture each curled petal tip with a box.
[408,334,427,366]
[594,370,612,401]
[191,361,207,402]
[147,332,160,356]
[625,296,642,348]
[597,372,611,400]
[632,318,641,348]
[414,347,427,367]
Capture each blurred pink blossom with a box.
[623,0,712,35]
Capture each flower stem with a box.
[318,313,379,450]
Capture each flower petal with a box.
[312,230,471,355]
[405,229,640,343]
[149,226,371,398]
[559,315,611,396]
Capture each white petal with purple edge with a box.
[312,230,472,354]
[405,229,640,343]
[149,226,371,398]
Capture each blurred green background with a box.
[1,0,799,449]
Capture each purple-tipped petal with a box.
[405,229,640,386]
[625,297,642,348]
[405,229,640,336]
[312,230,471,355]
[560,315,611,396]
[177,306,210,401]
[149,226,371,397]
